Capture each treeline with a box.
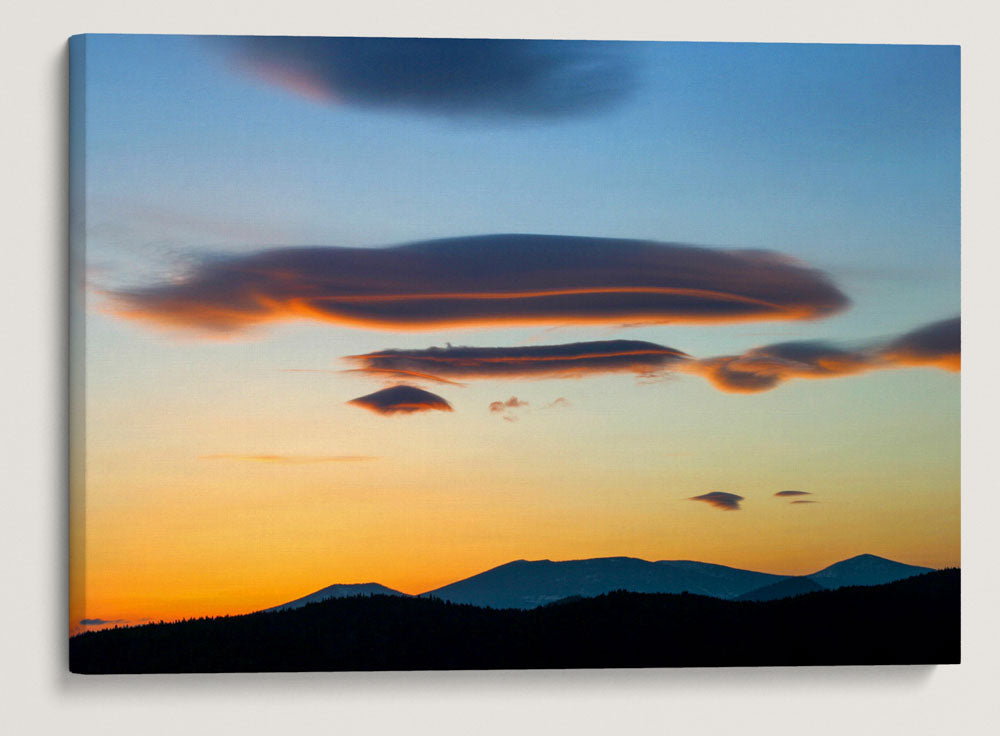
[70,569,959,673]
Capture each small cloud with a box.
[490,396,529,421]
[347,384,453,416]
[199,454,377,464]
[489,396,529,412]
[547,397,571,408]
[774,490,811,497]
[790,500,819,504]
[79,618,126,626]
[689,491,744,511]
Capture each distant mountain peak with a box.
[420,556,787,608]
[258,553,937,615]
[807,554,933,590]
[263,582,406,613]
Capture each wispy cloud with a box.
[489,396,528,413]
[689,492,744,511]
[489,396,529,421]
[347,384,453,416]
[229,36,635,119]
[284,367,466,387]
[199,454,377,464]
[104,235,848,336]
[79,618,127,626]
[774,490,811,497]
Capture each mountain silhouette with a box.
[262,583,406,612]
[258,554,936,613]
[418,556,787,608]
[70,569,960,673]
[806,553,933,589]
[735,575,826,601]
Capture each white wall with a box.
[2,2,997,734]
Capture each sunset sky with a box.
[70,35,959,633]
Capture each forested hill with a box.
[70,569,959,673]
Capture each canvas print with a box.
[68,35,960,673]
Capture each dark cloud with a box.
[697,341,871,393]
[696,356,786,393]
[230,36,634,119]
[348,339,691,381]
[105,234,848,335]
[695,316,960,393]
[879,317,960,371]
[79,618,126,626]
[347,384,453,416]
[774,490,811,497]
[689,492,744,511]
[791,500,819,504]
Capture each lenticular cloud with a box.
[347,340,691,381]
[106,234,849,335]
[230,36,635,119]
[690,492,744,511]
[347,385,453,416]
[694,316,960,393]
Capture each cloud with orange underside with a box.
[347,385,453,416]
[692,316,959,393]
[342,317,958,394]
[103,235,848,336]
[346,339,692,381]
[879,317,961,371]
[490,396,528,413]
[489,396,530,422]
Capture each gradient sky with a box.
[70,35,959,633]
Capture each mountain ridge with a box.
[263,582,407,613]
[258,553,938,613]
[70,569,960,672]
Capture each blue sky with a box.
[72,35,960,623]
[82,36,958,340]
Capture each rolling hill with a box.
[735,576,826,602]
